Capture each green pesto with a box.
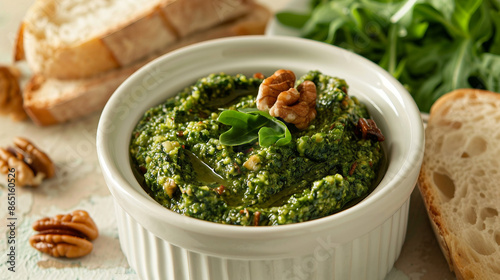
[130,71,384,226]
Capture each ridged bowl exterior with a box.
[115,199,409,280]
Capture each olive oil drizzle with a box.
[185,150,228,186]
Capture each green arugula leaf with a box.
[217,109,292,147]
[425,0,455,21]
[238,107,272,117]
[217,110,269,146]
[239,108,292,146]
[255,116,292,147]
[476,53,500,91]
[276,12,311,29]
[446,40,474,91]
[489,9,500,54]
[469,1,492,45]
[452,0,482,35]
[269,119,293,146]
[258,127,284,147]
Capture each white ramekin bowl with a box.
[97,36,424,280]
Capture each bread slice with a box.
[15,0,253,79]
[22,4,271,126]
[418,89,500,280]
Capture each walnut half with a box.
[0,148,38,187]
[0,137,55,187]
[256,69,296,111]
[269,80,317,130]
[257,69,317,130]
[30,210,98,258]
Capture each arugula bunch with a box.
[277,0,500,112]
[217,108,292,147]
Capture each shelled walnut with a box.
[30,210,98,258]
[0,65,27,121]
[0,137,55,187]
[257,69,317,130]
[256,69,296,111]
[269,80,317,130]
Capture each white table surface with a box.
[0,0,455,279]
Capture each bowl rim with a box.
[97,35,424,238]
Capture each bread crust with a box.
[24,34,122,81]
[20,0,253,79]
[23,4,270,126]
[418,88,500,280]
[429,89,500,119]
[101,7,178,67]
[13,23,25,61]
[418,166,456,274]
[23,65,140,125]
[160,0,251,37]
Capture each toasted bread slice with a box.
[22,4,271,126]
[15,0,253,79]
[418,89,500,280]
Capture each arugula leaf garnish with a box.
[276,0,500,112]
[217,108,292,147]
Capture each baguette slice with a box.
[418,89,500,280]
[22,4,271,126]
[16,0,253,79]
